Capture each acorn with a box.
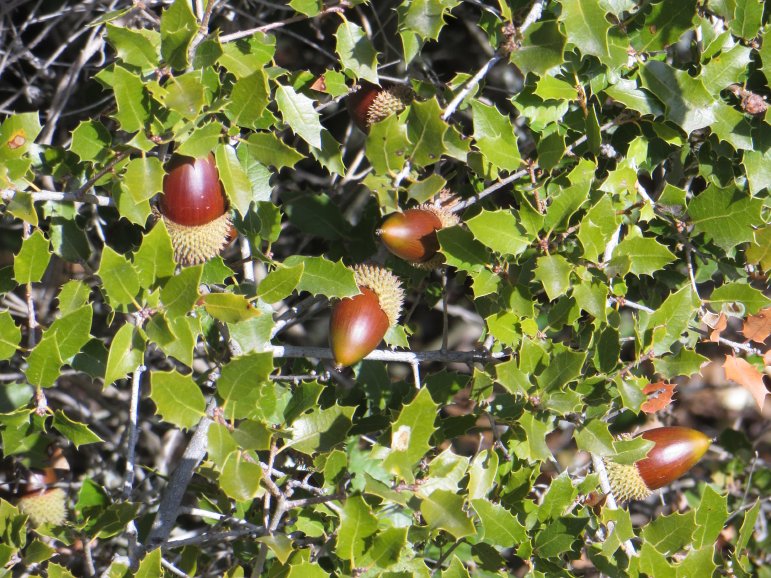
[329,265,404,367]
[17,468,66,526]
[346,81,414,132]
[377,203,459,268]
[604,426,712,503]
[157,153,233,266]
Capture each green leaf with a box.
[630,0,697,53]
[575,420,615,456]
[104,324,145,386]
[335,19,378,83]
[363,526,408,570]
[215,143,253,215]
[105,24,160,71]
[559,0,610,60]
[52,410,103,448]
[25,336,62,388]
[149,370,206,430]
[288,404,355,455]
[611,233,676,277]
[472,499,527,546]
[202,293,261,324]
[110,66,150,133]
[641,510,695,555]
[511,412,554,462]
[640,60,717,134]
[46,304,93,360]
[282,256,358,298]
[134,220,176,288]
[276,84,322,149]
[217,353,275,420]
[536,348,586,392]
[244,132,304,170]
[135,549,162,578]
[0,312,21,360]
[736,500,760,553]
[383,387,438,482]
[693,485,728,549]
[366,114,410,175]
[398,0,460,41]
[578,197,621,262]
[421,490,475,538]
[676,545,717,577]
[98,246,141,307]
[219,451,263,501]
[471,101,521,171]
[227,72,270,129]
[160,265,202,317]
[0,111,41,161]
[644,286,699,356]
[687,185,763,252]
[122,157,164,204]
[538,473,578,521]
[466,210,530,256]
[336,495,377,564]
[730,0,763,40]
[535,75,576,101]
[176,122,223,158]
[702,44,751,95]
[159,0,197,70]
[441,556,471,578]
[256,263,304,303]
[603,79,664,117]
[509,20,566,76]
[437,226,490,273]
[14,230,50,284]
[709,282,770,315]
[534,254,572,301]
[653,348,709,379]
[406,97,447,167]
[70,120,112,163]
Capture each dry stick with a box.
[441,0,545,122]
[143,399,216,554]
[1,189,114,207]
[123,362,146,567]
[591,453,638,557]
[220,3,350,42]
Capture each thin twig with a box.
[220,3,350,42]
[269,344,509,365]
[591,454,637,557]
[1,188,114,207]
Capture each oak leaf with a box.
[641,381,676,414]
[742,307,771,344]
[723,354,769,412]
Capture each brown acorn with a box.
[157,153,233,266]
[329,265,404,367]
[17,467,66,526]
[346,81,414,132]
[377,203,459,268]
[604,426,712,502]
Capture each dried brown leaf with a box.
[742,307,771,344]
[641,381,676,414]
[723,354,769,412]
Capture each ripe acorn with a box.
[346,81,414,132]
[604,426,712,503]
[17,468,66,526]
[157,153,233,266]
[329,265,404,367]
[377,203,459,268]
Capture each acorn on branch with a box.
[377,203,459,268]
[157,153,233,266]
[346,81,414,132]
[17,467,66,526]
[329,265,404,367]
[604,426,712,503]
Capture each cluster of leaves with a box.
[0,0,769,576]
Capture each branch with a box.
[144,399,216,552]
[219,3,350,43]
[1,188,114,207]
[591,453,637,557]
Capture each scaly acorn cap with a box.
[18,488,67,526]
[160,210,233,266]
[367,84,414,127]
[604,427,712,503]
[353,264,404,326]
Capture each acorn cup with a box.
[157,153,234,266]
[604,426,712,503]
[17,467,66,526]
[329,265,404,367]
[346,81,414,132]
[377,203,459,268]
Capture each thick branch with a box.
[269,344,509,365]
